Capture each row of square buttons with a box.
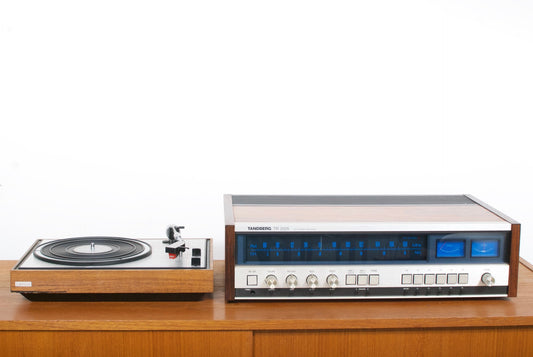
[402,273,468,285]
[346,274,379,286]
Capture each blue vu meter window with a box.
[436,240,465,258]
[239,233,427,263]
[471,240,499,258]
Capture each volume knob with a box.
[306,274,318,290]
[481,273,495,286]
[286,274,298,291]
[326,274,339,289]
[265,275,278,290]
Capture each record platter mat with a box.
[32,237,152,266]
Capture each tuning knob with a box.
[306,274,318,290]
[481,273,495,286]
[326,274,339,289]
[286,274,298,291]
[265,275,278,290]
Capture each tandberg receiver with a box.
[224,195,520,301]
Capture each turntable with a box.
[10,226,213,300]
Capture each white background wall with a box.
[1,1,532,263]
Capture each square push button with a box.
[447,273,458,284]
[345,274,357,285]
[357,274,369,285]
[369,274,379,286]
[402,274,412,285]
[413,274,424,285]
[436,274,447,285]
[424,274,435,285]
[458,273,469,284]
[247,275,258,286]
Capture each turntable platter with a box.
[33,237,152,266]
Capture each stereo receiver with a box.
[224,195,520,301]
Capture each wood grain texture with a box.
[255,327,533,357]
[521,257,533,272]
[10,268,214,294]
[1,260,533,331]
[509,223,521,297]
[232,204,507,223]
[225,225,236,302]
[0,331,252,357]
[0,331,23,356]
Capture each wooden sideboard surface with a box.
[1,259,533,357]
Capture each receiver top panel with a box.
[225,195,510,232]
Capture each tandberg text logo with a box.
[248,226,272,231]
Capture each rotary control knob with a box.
[481,273,495,286]
[306,274,319,290]
[265,275,278,290]
[286,274,298,291]
[326,274,339,289]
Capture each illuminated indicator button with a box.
[424,274,435,285]
[436,274,446,285]
[402,274,412,285]
[369,274,379,286]
[458,273,469,284]
[357,274,369,285]
[447,273,458,284]
[413,274,424,285]
[345,274,357,285]
[246,275,258,286]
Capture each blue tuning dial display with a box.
[240,234,427,263]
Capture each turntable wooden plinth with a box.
[10,238,213,298]
[10,268,214,295]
